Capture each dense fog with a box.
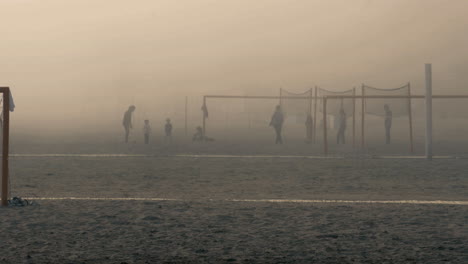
[1,0,468,143]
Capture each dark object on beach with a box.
[192,126,215,142]
[8,196,32,207]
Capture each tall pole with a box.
[425,64,433,160]
[1,88,10,207]
[313,86,318,143]
[361,84,365,149]
[323,97,328,156]
[202,96,206,138]
[408,82,414,153]
[352,87,356,147]
[185,96,188,136]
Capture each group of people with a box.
[122,105,173,144]
[269,104,393,145]
[123,103,393,145]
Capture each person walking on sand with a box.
[123,105,136,143]
[336,108,346,144]
[270,105,284,144]
[143,119,151,144]
[384,104,392,144]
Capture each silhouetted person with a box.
[143,119,151,144]
[270,105,284,144]
[123,105,136,143]
[193,126,204,142]
[305,114,314,143]
[165,118,173,143]
[336,108,346,144]
[384,104,392,144]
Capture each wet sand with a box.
[0,151,466,263]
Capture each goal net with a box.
[361,83,413,152]
[363,84,411,117]
[202,96,278,142]
[316,87,356,143]
[280,88,312,122]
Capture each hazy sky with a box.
[1,0,467,135]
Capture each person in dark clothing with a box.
[336,108,346,144]
[143,119,151,144]
[384,104,392,144]
[165,118,173,143]
[122,105,136,143]
[193,126,204,142]
[270,105,284,144]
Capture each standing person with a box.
[143,120,151,144]
[193,126,204,142]
[384,104,392,144]
[122,105,136,143]
[336,108,346,144]
[269,105,284,144]
[165,118,173,143]
[305,114,314,143]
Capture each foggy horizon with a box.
[2,0,468,136]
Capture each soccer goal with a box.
[315,87,356,145]
[361,83,413,153]
[201,89,314,142]
[0,87,12,207]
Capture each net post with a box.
[323,97,328,156]
[313,86,318,143]
[185,96,188,136]
[425,64,433,160]
[279,87,282,107]
[202,96,206,139]
[361,84,365,149]
[408,82,414,154]
[309,88,313,119]
[1,88,10,207]
[352,87,356,147]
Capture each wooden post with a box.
[361,85,365,149]
[313,86,318,143]
[323,97,328,156]
[1,88,10,207]
[185,96,188,136]
[352,87,356,147]
[425,64,433,160]
[408,82,414,154]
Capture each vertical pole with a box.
[323,97,328,156]
[408,82,414,154]
[352,87,356,147]
[361,85,365,149]
[309,88,313,143]
[425,64,433,160]
[309,88,313,118]
[313,86,318,143]
[1,88,10,207]
[279,87,282,107]
[185,96,188,136]
[202,96,206,138]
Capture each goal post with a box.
[362,83,413,153]
[0,87,11,207]
[315,87,356,147]
[201,93,316,141]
